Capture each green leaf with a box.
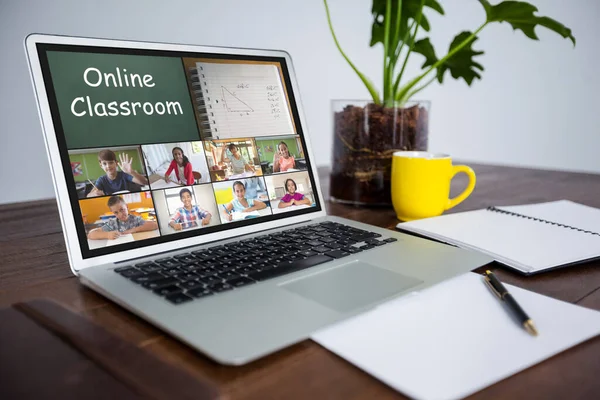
[478,0,575,45]
[411,34,484,85]
[412,38,438,69]
[370,0,444,57]
[437,32,485,85]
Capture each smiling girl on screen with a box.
[164,147,194,186]
[222,181,267,221]
[278,178,311,209]
[273,142,295,172]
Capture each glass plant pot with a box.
[330,100,430,206]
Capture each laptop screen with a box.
[35,43,321,259]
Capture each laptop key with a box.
[163,267,183,276]
[187,287,213,298]
[114,266,135,273]
[131,272,165,284]
[177,280,204,290]
[384,238,398,243]
[365,239,385,246]
[119,268,145,278]
[195,267,218,278]
[137,264,163,273]
[208,282,233,293]
[142,277,178,290]
[153,285,182,296]
[175,272,200,282]
[179,263,201,272]
[214,263,236,273]
[165,292,194,305]
[173,255,196,263]
[134,261,156,269]
[319,237,336,243]
[324,250,351,259]
[237,266,256,274]
[227,276,256,288]
[217,271,240,280]
[200,275,222,286]
[254,264,274,272]
[313,246,331,254]
[157,260,182,269]
[342,247,363,254]
[247,255,334,282]
[299,250,318,257]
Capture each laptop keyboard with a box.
[114,221,397,305]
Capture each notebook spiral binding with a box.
[486,206,600,237]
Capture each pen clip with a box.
[483,276,502,299]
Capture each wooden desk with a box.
[1,164,599,399]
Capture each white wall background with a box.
[1,0,599,204]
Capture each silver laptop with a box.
[25,34,492,365]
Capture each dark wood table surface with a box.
[1,164,599,399]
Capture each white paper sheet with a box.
[312,273,600,400]
[106,233,135,246]
[231,210,261,220]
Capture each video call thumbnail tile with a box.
[142,141,210,190]
[80,191,159,249]
[203,138,263,182]
[212,177,272,224]
[153,185,220,235]
[69,146,150,199]
[255,135,306,174]
[264,171,315,215]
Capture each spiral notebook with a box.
[397,200,600,274]
[187,61,295,140]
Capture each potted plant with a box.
[324,0,575,205]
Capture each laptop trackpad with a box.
[281,261,423,313]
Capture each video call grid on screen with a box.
[37,43,322,258]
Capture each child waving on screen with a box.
[88,150,148,197]
[273,142,295,172]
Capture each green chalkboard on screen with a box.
[46,51,200,149]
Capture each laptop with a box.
[25,34,492,365]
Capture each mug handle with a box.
[445,165,476,211]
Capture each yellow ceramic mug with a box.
[391,151,476,221]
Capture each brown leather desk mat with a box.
[0,299,220,400]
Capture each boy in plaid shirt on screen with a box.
[169,188,212,231]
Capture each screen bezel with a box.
[25,34,327,273]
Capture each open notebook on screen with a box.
[397,200,600,275]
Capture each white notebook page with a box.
[195,62,295,139]
[498,200,600,234]
[398,201,600,273]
